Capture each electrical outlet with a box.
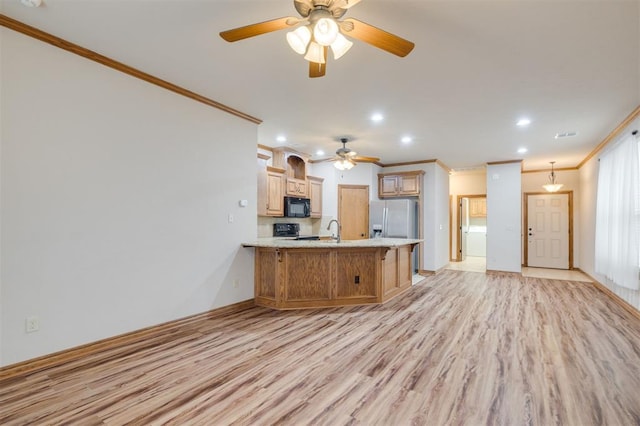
[228,213,234,223]
[233,279,239,288]
[354,275,360,284]
[26,316,39,333]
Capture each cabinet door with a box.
[309,178,323,218]
[266,171,284,216]
[379,176,399,197]
[398,175,420,196]
[286,178,308,197]
[469,198,486,217]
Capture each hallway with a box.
[447,256,592,282]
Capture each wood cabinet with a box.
[252,243,417,309]
[469,198,487,217]
[285,177,308,197]
[378,171,424,198]
[307,175,323,218]
[257,164,285,217]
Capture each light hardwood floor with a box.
[2,270,640,425]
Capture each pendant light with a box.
[542,161,564,192]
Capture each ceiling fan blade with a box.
[353,155,380,163]
[220,17,294,42]
[312,156,336,163]
[341,18,415,57]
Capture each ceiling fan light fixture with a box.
[334,157,356,170]
[286,26,311,55]
[304,41,326,64]
[313,18,339,46]
[330,33,353,60]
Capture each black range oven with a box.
[273,223,300,238]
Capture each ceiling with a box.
[2,0,639,170]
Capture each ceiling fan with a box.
[314,138,380,170]
[219,0,415,78]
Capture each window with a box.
[594,132,640,290]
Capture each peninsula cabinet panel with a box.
[397,245,413,289]
[382,245,413,299]
[250,243,418,309]
[336,251,378,299]
[254,248,278,302]
[383,248,399,296]
[283,250,332,301]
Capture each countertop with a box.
[242,237,423,248]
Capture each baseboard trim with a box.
[578,269,640,322]
[0,299,255,380]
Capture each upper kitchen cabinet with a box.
[469,198,487,217]
[307,175,324,218]
[257,153,285,217]
[272,147,310,197]
[378,171,425,198]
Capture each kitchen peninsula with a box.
[242,238,421,310]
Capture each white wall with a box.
[579,119,640,310]
[486,162,522,273]
[1,30,258,365]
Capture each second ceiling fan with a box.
[314,138,380,170]
[220,0,415,78]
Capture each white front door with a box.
[527,193,569,269]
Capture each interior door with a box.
[460,198,469,261]
[338,185,369,240]
[527,193,569,269]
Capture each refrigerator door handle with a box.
[382,207,388,238]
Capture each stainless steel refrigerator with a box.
[370,199,419,272]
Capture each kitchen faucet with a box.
[327,219,341,243]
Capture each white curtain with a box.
[595,133,640,290]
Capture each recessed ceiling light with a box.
[371,113,384,122]
[517,147,528,154]
[516,118,531,127]
[401,136,412,144]
[316,150,325,156]
[276,135,286,143]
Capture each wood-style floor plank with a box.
[2,270,640,425]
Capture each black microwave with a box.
[284,196,310,218]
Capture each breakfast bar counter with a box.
[242,238,421,310]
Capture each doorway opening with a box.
[455,194,487,271]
